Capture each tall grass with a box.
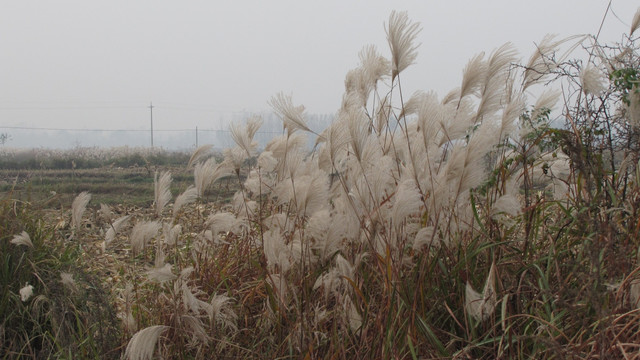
[3,8,640,359]
[0,194,119,358]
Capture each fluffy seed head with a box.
[631,7,640,36]
[20,283,34,302]
[386,10,421,79]
[130,221,161,255]
[579,65,607,96]
[11,231,33,248]
[60,272,77,292]
[105,215,131,245]
[173,186,198,220]
[465,263,497,322]
[269,92,310,134]
[71,191,91,231]
[154,171,172,216]
[124,325,168,360]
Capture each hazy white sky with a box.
[1,0,638,139]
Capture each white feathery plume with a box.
[522,34,588,90]
[530,89,560,124]
[442,88,461,105]
[267,273,289,308]
[374,95,391,135]
[194,157,216,197]
[345,107,371,163]
[20,283,34,302]
[163,223,182,246]
[99,203,114,222]
[313,254,357,300]
[579,64,608,96]
[206,212,239,234]
[231,191,257,217]
[344,295,362,331]
[275,171,329,217]
[179,314,209,343]
[209,294,238,331]
[459,52,487,100]
[120,283,137,333]
[631,7,640,36]
[71,191,91,231]
[194,157,232,197]
[146,263,176,283]
[344,68,370,107]
[460,123,498,191]
[321,120,350,167]
[172,185,198,220]
[154,171,172,216]
[465,263,497,322]
[230,115,263,156]
[306,210,332,248]
[187,144,213,168]
[282,150,305,180]
[445,124,495,196]
[476,44,518,121]
[385,10,421,80]
[180,281,211,315]
[500,94,526,140]
[123,325,168,360]
[258,151,278,172]
[402,90,427,118]
[11,231,33,248]
[486,43,518,81]
[391,178,423,229]
[523,34,558,90]
[223,146,247,173]
[265,132,307,160]
[413,226,436,250]
[441,99,475,145]
[154,236,165,268]
[414,91,446,147]
[244,170,264,197]
[359,44,390,89]
[130,221,161,255]
[491,179,522,222]
[60,272,77,292]
[264,213,295,234]
[105,215,131,245]
[269,92,311,134]
[263,229,300,273]
[244,170,262,195]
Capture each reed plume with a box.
[11,231,33,248]
[124,325,168,360]
[154,171,172,216]
[385,10,421,80]
[465,263,497,322]
[71,191,91,231]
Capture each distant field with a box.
[0,166,238,207]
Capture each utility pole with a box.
[195,126,198,148]
[148,102,154,148]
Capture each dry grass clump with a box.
[4,8,640,359]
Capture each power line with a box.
[0,125,283,134]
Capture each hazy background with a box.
[0,0,637,149]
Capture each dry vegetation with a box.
[3,9,640,359]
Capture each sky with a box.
[0,0,638,148]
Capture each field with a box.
[3,10,640,360]
[0,166,237,207]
